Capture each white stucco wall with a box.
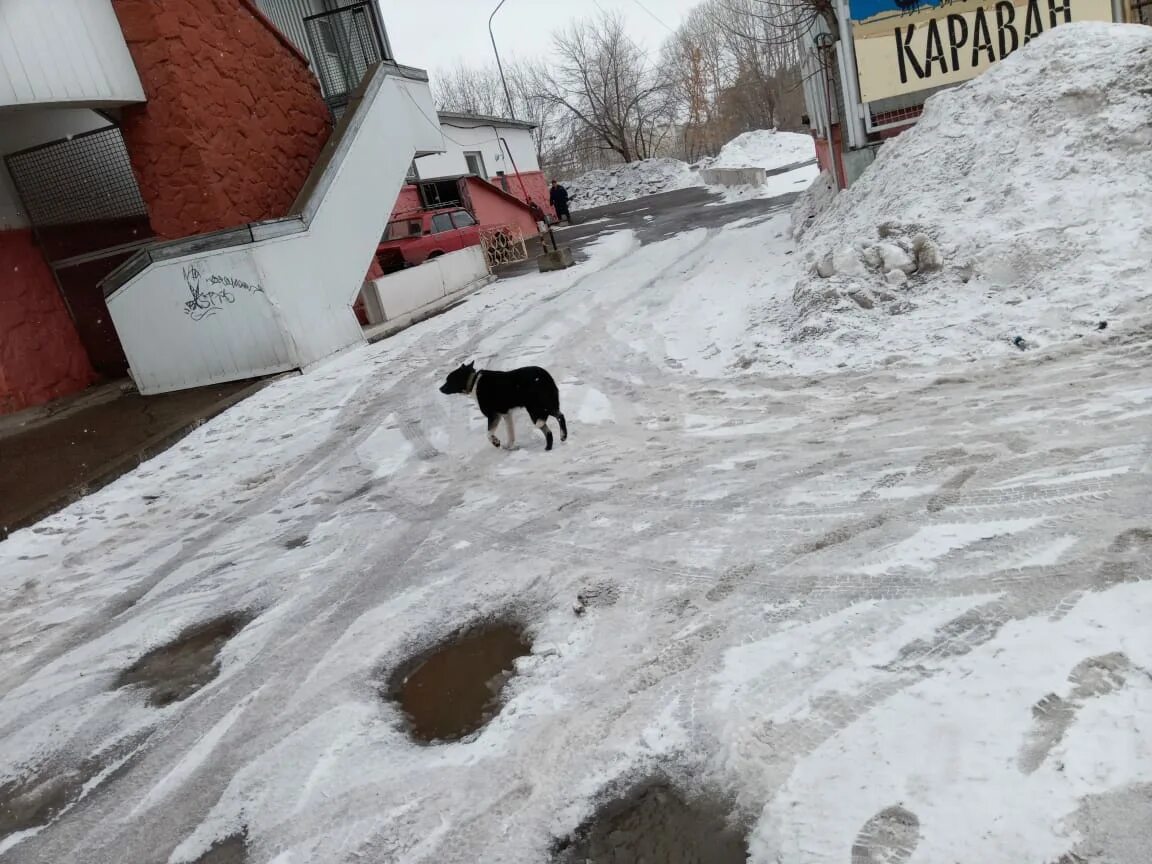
[414,122,540,180]
[0,0,145,110]
[0,108,112,230]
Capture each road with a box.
[497,185,800,278]
[1,199,1150,864]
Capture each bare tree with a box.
[433,64,506,117]
[432,59,560,155]
[433,0,819,176]
[656,0,810,161]
[534,11,672,164]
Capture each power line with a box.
[629,0,677,33]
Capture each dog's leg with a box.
[555,412,568,442]
[535,418,554,451]
[503,413,517,450]
[486,414,501,448]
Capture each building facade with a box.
[0,0,436,412]
[801,0,1127,188]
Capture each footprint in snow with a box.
[851,805,920,864]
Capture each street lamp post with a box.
[488,0,517,120]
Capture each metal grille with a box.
[868,103,925,131]
[865,83,955,133]
[304,3,389,108]
[4,125,151,262]
[5,126,147,228]
[254,0,325,57]
[480,225,528,270]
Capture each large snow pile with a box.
[789,23,1152,365]
[699,129,815,172]
[565,129,819,208]
[565,158,700,208]
[790,171,839,240]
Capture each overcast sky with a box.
[382,0,700,78]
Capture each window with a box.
[464,151,487,178]
[383,220,423,240]
[451,210,476,228]
[417,179,461,209]
[431,213,456,234]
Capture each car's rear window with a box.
[384,220,422,240]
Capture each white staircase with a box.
[102,63,444,394]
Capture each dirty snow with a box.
[2,35,1152,861]
[698,129,815,173]
[2,207,1150,863]
[788,22,1152,369]
[565,129,818,208]
[565,158,701,209]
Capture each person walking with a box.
[549,180,572,225]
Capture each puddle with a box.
[115,612,255,706]
[0,759,103,844]
[553,784,747,864]
[390,622,532,743]
[189,833,249,864]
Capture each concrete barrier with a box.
[699,166,766,187]
[364,246,491,334]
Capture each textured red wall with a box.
[490,171,553,218]
[0,230,96,414]
[390,171,553,221]
[468,182,538,239]
[392,186,423,218]
[112,0,332,238]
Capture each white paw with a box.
[503,443,519,451]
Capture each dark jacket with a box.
[549,185,569,210]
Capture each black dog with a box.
[439,361,568,451]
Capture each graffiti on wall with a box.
[182,263,265,322]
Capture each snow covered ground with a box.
[565,129,818,208]
[2,202,1151,863]
[4,29,1152,861]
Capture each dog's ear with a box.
[465,360,475,369]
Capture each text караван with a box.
[895,0,1072,84]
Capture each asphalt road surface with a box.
[497,184,801,278]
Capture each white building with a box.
[413,112,540,181]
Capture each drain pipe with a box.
[818,39,844,191]
[489,131,558,250]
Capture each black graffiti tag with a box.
[182,264,235,322]
[207,273,264,295]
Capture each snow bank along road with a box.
[2,215,1151,864]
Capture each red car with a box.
[376,207,481,273]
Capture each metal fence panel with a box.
[3,125,151,261]
[304,2,388,108]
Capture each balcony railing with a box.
[304,3,392,116]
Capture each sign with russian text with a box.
[850,0,1114,103]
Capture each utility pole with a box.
[488,0,517,119]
